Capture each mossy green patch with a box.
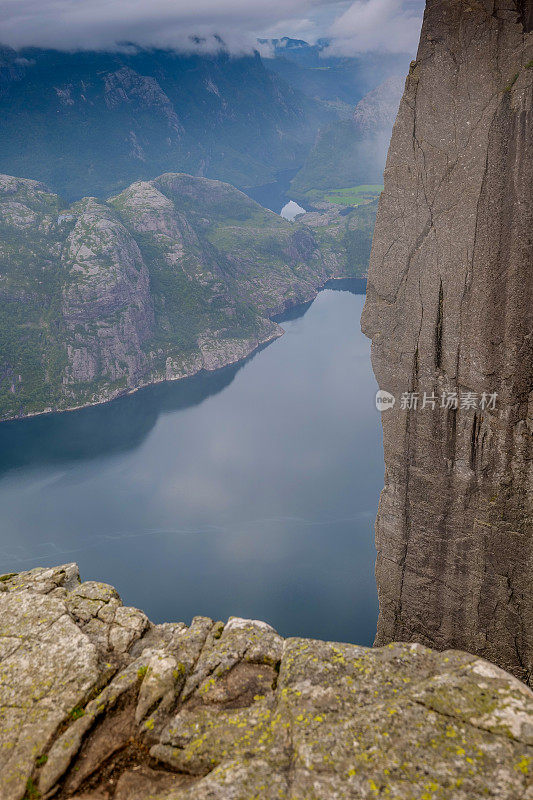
[24,778,40,800]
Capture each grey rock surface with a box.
[361,0,533,682]
[0,564,531,799]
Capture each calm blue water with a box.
[0,286,382,645]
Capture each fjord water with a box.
[0,286,382,645]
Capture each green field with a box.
[292,184,383,207]
[324,185,384,206]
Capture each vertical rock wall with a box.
[362,0,533,683]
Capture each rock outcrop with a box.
[362,1,533,682]
[351,76,405,134]
[0,564,532,800]
[0,172,367,421]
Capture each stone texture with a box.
[0,564,532,799]
[62,198,155,388]
[361,0,533,682]
[103,67,184,136]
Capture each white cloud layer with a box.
[328,0,424,54]
[0,0,424,55]
[0,0,315,51]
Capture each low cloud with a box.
[0,0,423,55]
[0,0,324,52]
[327,0,424,55]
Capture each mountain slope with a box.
[0,47,335,201]
[0,172,358,420]
[290,77,404,200]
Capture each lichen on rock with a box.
[0,564,531,799]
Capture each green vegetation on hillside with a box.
[290,120,365,199]
[0,48,336,201]
[0,172,368,420]
[290,76,403,204]
[290,117,391,202]
[294,184,383,207]
[324,185,383,206]
[303,199,378,277]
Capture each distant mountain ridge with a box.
[0,46,335,201]
[261,38,410,107]
[0,41,408,208]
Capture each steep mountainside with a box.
[262,37,410,108]
[0,172,360,421]
[300,199,379,277]
[0,563,531,800]
[362,0,533,683]
[0,47,334,201]
[290,77,404,200]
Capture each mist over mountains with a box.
[262,36,410,107]
[0,38,408,203]
[0,45,334,201]
[291,74,405,199]
[1,0,425,56]
[0,30,405,419]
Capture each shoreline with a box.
[1,276,366,425]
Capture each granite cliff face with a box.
[0,564,532,800]
[362,1,533,683]
[0,172,366,420]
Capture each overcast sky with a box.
[0,0,425,55]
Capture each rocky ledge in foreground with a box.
[0,565,531,800]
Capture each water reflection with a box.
[246,168,298,213]
[0,360,245,476]
[1,282,366,475]
[0,284,382,646]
